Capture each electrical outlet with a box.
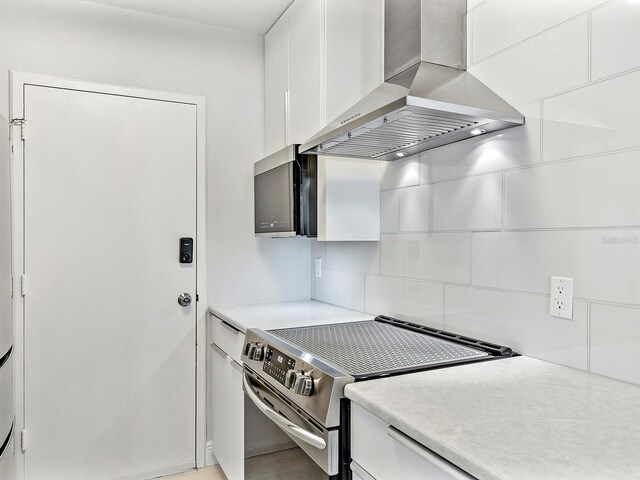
[315,258,322,278]
[550,276,574,319]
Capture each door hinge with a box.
[21,275,27,296]
[21,429,27,452]
[10,118,26,142]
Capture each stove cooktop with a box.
[270,319,490,379]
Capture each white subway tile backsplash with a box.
[433,173,502,231]
[399,184,432,232]
[472,230,640,305]
[380,189,399,233]
[421,103,541,183]
[471,0,606,62]
[364,276,444,328]
[313,268,365,311]
[381,155,420,190]
[467,0,487,12]
[325,241,380,274]
[505,150,640,229]
[313,1,638,384]
[445,286,588,370]
[364,275,404,317]
[543,69,640,161]
[592,0,640,81]
[591,303,640,385]
[469,17,589,106]
[381,233,470,284]
[403,280,445,328]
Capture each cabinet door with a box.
[227,358,245,480]
[351,404,475,480]
[289,0,324,144]
[325,0,383,123]
[265,11,289,155]
[210,344,230,476]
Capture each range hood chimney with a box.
[299,0,524,161]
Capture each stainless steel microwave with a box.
[254,145,317,237]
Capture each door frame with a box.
[9,71,208,478]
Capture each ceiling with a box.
[80,0,294,34]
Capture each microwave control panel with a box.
[263,346,296,386]
[257,220,291,232]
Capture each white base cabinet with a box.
[210,314,246,480]
[209,314,293,480]
[351,403,476,480]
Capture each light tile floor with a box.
[164,466,226,480]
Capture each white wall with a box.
[312,0,640,385]
[0,0,311,308]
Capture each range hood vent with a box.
[300,0,524,161]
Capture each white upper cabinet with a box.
[264,0,383,241]
[265,0,383,151]
[265,11,289,156]
[289,0,325,144]
[325,0,383,123]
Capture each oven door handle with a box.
[243,372,327,450]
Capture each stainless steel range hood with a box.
[299,0,524,161]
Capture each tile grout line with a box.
[587,300,592,373]
[539,100,544,164]
[588,11,593,84]
[381,145,640,190]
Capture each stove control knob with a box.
[294,374,314,396]
[250,344,264,361]
[245,343,264,361]
[284,369,298,389]
[246,343,257,359]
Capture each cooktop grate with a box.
[270,320,488,377]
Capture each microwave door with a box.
[254,161,296,237]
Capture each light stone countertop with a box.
[209,300,373,333]
[345,356,640,480]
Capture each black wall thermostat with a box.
[180,237,193,264]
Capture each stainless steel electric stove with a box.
[241,316,516,479]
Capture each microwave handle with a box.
[243,372,326,450]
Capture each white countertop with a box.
[345,356,640,480]
[209,300,373,333]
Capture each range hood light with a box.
[395,152,407,157]
[470,129,487,136]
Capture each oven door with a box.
[243,366,340,478]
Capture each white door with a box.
[22,85,198,480]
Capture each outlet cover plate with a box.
[550,276,574,319]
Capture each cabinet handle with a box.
[219,319,243,334]
[350,461,376,480]
[386,426,475,479]
[210,342,227,358]
[229,359,243,373]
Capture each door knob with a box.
[178,293,192,307]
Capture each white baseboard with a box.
[205,440,218,467]
[101,461,194,480]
